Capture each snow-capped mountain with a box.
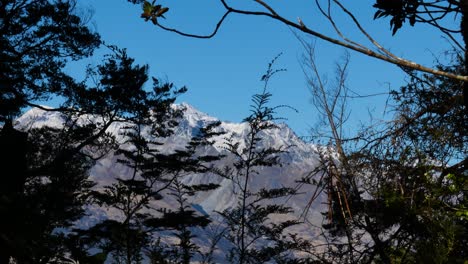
[16,103,328,260]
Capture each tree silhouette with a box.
[0,1,201,261]
[0,0,101,261]
[300,44,467,263]
[0,0,100,121]
[213,57,311,263]
[73,89,224,263]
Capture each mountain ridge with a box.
[15,103,328,261]
[16,102,326,218]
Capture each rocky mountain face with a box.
[16,103,328,261]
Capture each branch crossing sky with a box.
[68,0,460,137]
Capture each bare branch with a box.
[254,0,277,16]
[140,0,468,82]
[155,10,231,39]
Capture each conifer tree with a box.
[0,0,103,262]
[0,2,196,260]
[0,0,100,121]
[216,57,309,264]
[79,99,223,263]
[143,121,223,264]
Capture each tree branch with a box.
[143,0,468,82]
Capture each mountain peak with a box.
[16,106,66,130]
[15,103,325,258]
[173,102,219,128]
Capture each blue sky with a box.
[70,0,460,136]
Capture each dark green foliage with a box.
[315,55,468,263]
[373,0,419,34]
[0,1,105,261]
[215,57,307,264]
[0,1,203,262]
[0,44,193,263]
[78,91,223,263]
[152,179,218,264]
[0,121,98,262]
[0,0,100,120]
[69,61,180,262]
[372,0,461,35]
[373,0,468,109]
[391,57,467,159]
[142,122,223,264]
[382,57,467,263]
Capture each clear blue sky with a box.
[69,0,459,136]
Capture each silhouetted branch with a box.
[135,0,468,82]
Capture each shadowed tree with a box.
[143,121,224,264]
[0,0,101,262]
[0,0,100,121]
[0,1,195,260]
[300,43,467,263]
[75,93,224,263]
[214,56,312,264]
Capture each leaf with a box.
[141,1,153,20]
[373,10,383,20]
[142,1,153,13]
[156,7,169,18]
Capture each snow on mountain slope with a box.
[16,103,329,258]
